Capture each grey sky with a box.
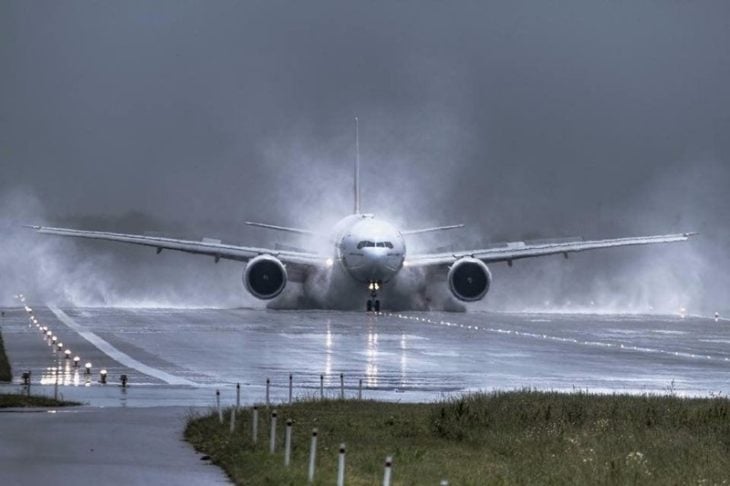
[1,1,728,312]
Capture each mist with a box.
[1,1,728,314]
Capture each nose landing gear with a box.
[366,281,382,313]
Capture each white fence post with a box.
[383,456,393,486]
[269,410,278,454]
[307,428,318,483]
[284,419,293,466]
[337,443,346,486]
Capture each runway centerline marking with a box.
[47,305,196,386]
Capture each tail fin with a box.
[354,116,361,214]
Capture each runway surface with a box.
[0,406,228,486]
[2,306,729,407]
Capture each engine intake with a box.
[243,255,287,300]
[447,257,492,302]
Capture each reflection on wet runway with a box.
[38,360,85,387]
[1,305,729,406]
[26,312,92,388]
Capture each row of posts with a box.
[216,373,365,422]
[215,385,401,485]
[223,376,354,414]
[263,373,364,406]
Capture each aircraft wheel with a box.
[367,300,373,312]
[374,300,380,312]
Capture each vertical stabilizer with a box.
[354,116,361,214]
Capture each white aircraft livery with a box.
[28,121,695,311]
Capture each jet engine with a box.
[243,255,287,300]
[447,257,492,302]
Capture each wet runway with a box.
[1,306,729,407]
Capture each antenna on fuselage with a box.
[354,116,361,214]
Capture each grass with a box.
[0,329,13,381]
[0,326,12,382]
[0,393,80,408]
[185,391,730,485]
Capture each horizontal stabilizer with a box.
[402,224,465,236]
[244,221,319,236]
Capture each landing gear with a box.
[366,280,382,313]
[366,299,381,312]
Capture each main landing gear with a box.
[366,280,382,313]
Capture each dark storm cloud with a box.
[1,1,729,312]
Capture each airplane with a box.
[27,119,695,311]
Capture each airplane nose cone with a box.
[360,248,398,281]
[343,248,399,283]
[363,248,382,262]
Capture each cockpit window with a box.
[357,241,394,249]
[359,241,393,249]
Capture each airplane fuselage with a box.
[333,214,406,284]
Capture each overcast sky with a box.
[1,1,728,312]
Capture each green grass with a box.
[185,391,730,485]
[0,327,12,382]
[0,393,80,408]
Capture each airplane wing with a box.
[26,225,327,269]
[406,232,696,268]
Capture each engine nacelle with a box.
[447,257,492,302]
[243,255,287,300]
